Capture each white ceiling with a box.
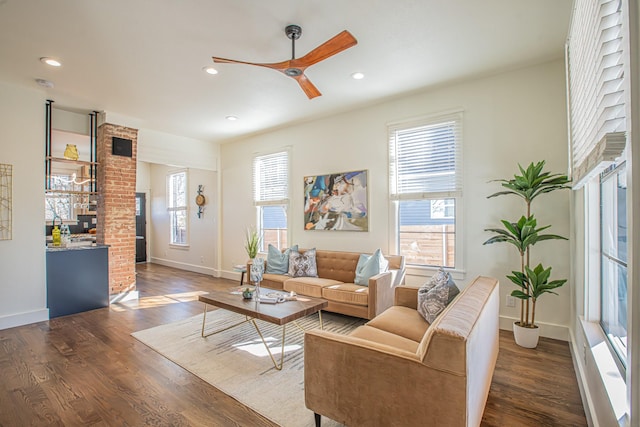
[0,0,573,144]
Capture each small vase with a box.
[513,321,540,348]
[242,289,253,299]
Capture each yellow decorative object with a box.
[63,144,79,160]
[52,225,61,246]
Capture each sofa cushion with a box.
[288,248,319,277]
[314,250,359,283]
[322,283,369,306]
[354,249,389,286]
[366,305,429,342]
[284,277,341,298]
[418,269,460,323]
[349,325,419,353]
[265,244,298,274]
[261,273,288,290]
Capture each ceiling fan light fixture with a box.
[40,57,62,67]
[203,66,218,75]
[212,24,357,99]
[285,68,302,77]
[351,72,365,80]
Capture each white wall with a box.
[220,59,571,339]
[149,164,218,275]
[101,110,218,172]
[0,82,48,329]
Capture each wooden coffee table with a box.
[198,289,328,370]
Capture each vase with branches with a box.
[483,161,570,347]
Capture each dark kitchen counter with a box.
[46,245,109,318]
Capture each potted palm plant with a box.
[483,161,570,348]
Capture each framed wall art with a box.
[304,169,368,231]
[0,163,12,240]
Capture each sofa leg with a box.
[314,412,321,427]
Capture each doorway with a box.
[135,192,147,262]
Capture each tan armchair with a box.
[304,276,499,427]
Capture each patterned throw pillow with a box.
[288,248,319,278]
[417,268,460,323]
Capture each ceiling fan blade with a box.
[212,56,290,71]
[293,74,322,99]
[292,30,357,68]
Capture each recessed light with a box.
[351,72,364,80]
[35,78,54,88]
[40,57,62,67]
[203,66,218,75]
[225,115,238,121]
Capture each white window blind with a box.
[567,0,626,187]
[253,150,289,206]
[389,112,462,200]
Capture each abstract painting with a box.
[0,164,12,240]
[304,170,368,231]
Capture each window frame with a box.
[252,148,290,252]
[599,161,628,370]
[388,110,464,274]
[167,169,189,247]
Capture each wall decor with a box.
[304,169,368,231]
[195,184,205,218]
[0,163,12,240]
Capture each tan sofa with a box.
[249,249,405,320]
[304,275,499,427]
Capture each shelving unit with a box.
[44,101,99,219]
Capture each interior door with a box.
[135,193,147,263]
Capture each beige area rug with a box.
[132,309,364,427]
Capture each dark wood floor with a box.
[0,263,587,426]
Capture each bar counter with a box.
[46,245,109,318]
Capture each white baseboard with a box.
[0,308,49,330]
[499,315,569,341]
[150,257,218,276]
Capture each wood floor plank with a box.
[0,263,586,426]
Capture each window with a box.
[600,162,627,366]
[45,174,74,222]
[389,112,462,268]
[167,170,188,245]
[253,150,289,251]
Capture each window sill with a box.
[580,317,628,424]
[405,264,466,282]
[169,243,190,250]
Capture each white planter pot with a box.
[513,322,540,348]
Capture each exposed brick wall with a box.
[96,124,138,294]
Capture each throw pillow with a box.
[265,244,298,274]
[417,268,460,323]
[354,249,389,286]
[288,248,319,278]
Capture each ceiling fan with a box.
[212,25,358,99]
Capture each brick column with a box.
[96,123,138,295]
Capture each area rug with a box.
[132,309,364,426]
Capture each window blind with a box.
[389,112,462,200]
[567,0,626,188]
[253,150,289,206]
